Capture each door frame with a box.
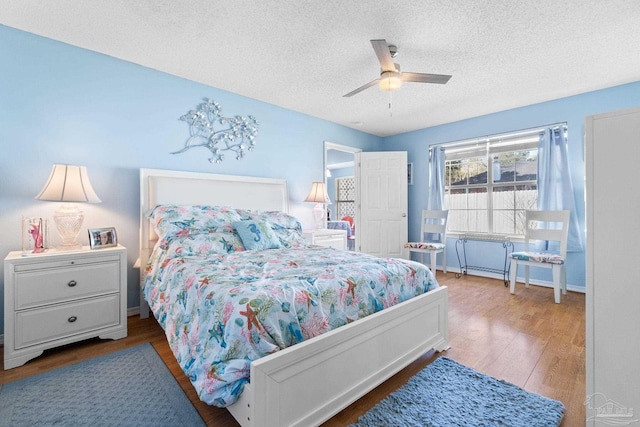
[324,142,362,171]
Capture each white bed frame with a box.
[139,168,449,427]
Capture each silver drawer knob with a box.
[67,280,77,287]
[68,316,77,323]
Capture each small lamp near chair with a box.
[35,164,101,250]
[304,182,331,230]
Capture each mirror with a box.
[324,142,361,250]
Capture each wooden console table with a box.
[455,234,514,286]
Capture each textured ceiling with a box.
[2,1,640,136]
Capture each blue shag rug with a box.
[351,357,565,427]
[0,343,205,427]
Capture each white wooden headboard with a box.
[140,168,289,247]
[139,168,289,316]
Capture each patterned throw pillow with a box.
[233,220,283,251]
[146,205,242,239]
[236,209,306,247]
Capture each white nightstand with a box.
[303,229,347,250]
[4,245,127,369]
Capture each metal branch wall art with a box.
[172,98,259,164]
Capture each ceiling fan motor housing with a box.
[388,44,398,58]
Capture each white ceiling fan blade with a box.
[343,78,379,97]
[370,39,396,72]
[402,72,452,84]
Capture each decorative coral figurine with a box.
[29,222,45,253]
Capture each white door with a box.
[586,106,640,425]
[356,151,408,258]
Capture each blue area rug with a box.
[0,343,205,427]
[351,357,565,427]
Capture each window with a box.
[444,130,541,236]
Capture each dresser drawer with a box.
[315,236,346,250]
[14,261,120,310]
[14,294,120,349]
[303,229,347,250]
[314,232,347,250]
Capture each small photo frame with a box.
[88,227,118,249]
[407,163,414,185]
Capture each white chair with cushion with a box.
[509,210,570,303]
[404,210,449,274]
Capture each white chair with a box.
[509,210,570,303]
[404,210,448,274]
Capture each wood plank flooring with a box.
[1,272,585,426]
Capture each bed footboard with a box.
[228,285,449,427]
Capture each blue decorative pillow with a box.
[233,220,282,251]
[236,209,306,247]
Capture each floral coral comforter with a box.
[143,243,439,407]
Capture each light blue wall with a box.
[0,25,380,332]
[382,81,640,290]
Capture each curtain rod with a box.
[433,122,567,150]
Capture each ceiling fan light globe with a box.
[379,71,403,91]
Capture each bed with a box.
[139,168,449,427]
[327,220,352,238]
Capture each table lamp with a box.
[35,164,101,250]
[304,182,331,229]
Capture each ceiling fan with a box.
[343,39,452,97]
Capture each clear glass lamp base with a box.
[312,203,325,230]
[53,204,84,250]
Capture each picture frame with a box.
[88,227,118,249]
[407,162,414,185]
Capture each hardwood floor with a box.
[1,273,585,426]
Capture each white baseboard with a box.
[127,306,140,317]
[443,266,585,294]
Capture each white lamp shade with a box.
[304,182,331,204]
[35,164,101,203]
